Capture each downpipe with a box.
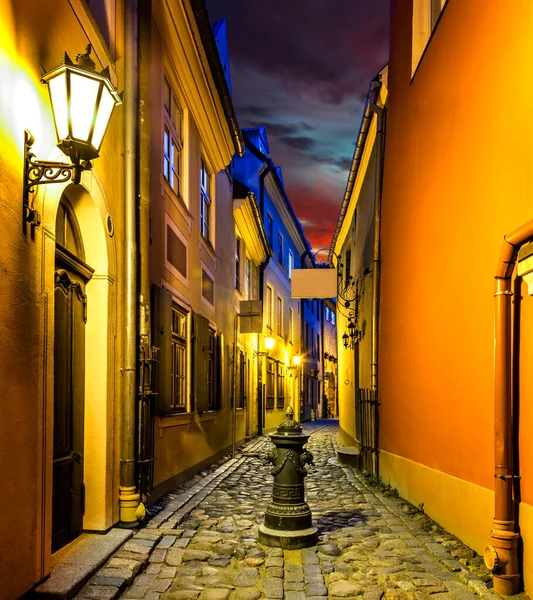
[485,221,533,594]
[119,0,143,528]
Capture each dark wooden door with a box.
[52,266,87,553]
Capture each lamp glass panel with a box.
[70,72,100,141]
[91,85,115,150]
[48,72,69,141]
[264,337,275,351]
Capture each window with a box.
[163,77,182,196]
[277,296,283,337]
[200,158,211,241]
[245,258,251,300]
[266,359,275,409]
[288,308,294,344]
[317,333,320,358]
[288,250,294,280]
[267,214,273,247]
[235,238,241,292]
[331,312,335,326]
[170,305,188,412]
[276,363,285,409]
[325,306,330,322]
[278,232,283,266]
[266,285,273,329]
[412,0,447,75]
[312,331,316,358]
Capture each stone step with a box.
[336,446,360,466]
[30,528,133,599]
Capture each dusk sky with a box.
[207,0,390,252]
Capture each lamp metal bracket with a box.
[23,129,91,226]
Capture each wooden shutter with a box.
[194,314,209,413]
[152,284,173,415]
[215,332,223,410]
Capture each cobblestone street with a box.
[76,422,507,600]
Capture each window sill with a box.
[157,412,193,437]
[196,411,217,423]
[161,178,192,224]
[199,236,217,261]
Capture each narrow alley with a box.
[71,423,503,600]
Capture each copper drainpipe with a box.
[486,220,533,594]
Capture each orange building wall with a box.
[381,0,533,564]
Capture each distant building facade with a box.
[234,128,314,430]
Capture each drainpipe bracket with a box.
[494,290,514,297]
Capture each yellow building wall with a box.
[381,0,533,592]
[0,1,125,597]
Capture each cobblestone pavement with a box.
[76,422,510,600]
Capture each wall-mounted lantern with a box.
[342,319,362,350]
[255,336,276,358]
[23,44,122,225]
[287,354,301,373]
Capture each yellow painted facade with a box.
[0,1,126,596]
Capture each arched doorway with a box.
[52,197,94,552]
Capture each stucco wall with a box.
[382,0,533,590]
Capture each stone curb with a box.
[76,453,250,599]
[330,440,501,600]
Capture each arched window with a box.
[55,197,85,261]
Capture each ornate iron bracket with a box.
[23,129,90,226]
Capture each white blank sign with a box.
[290,269,337,299]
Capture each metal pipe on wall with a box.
[119,0,140,528]
[137,0,153,504]
[485,220,533,594]
[369,79,385,478]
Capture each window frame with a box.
[170,304,189,412]
[288,250,294,280]
[245,257,251,300]
[162,75,183,199]
[235,237,241,292]
[266,285,274,330]
[277,232,284,266]
[266,358,275,410]
[276,362,285,409]
[267,214,273,247]
[288,307,294,344]
[277,296,283,338]
[200,157,212,243]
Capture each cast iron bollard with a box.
[259,406,318,548]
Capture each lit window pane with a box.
[92,86,115,150]
[70,72,100,141]
[48,73,69,140]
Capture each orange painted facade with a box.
[378,0,533,591]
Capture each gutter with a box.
[189,0,245,157]
[329,74,382,264]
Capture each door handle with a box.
[53,450,82,466]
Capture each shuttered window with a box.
[266,359,275,410]
[194,314,221,413]
[276,363,285,409]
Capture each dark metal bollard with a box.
[259,406,318,548]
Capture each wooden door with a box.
[52,198,93,553]
[52,267,87,552]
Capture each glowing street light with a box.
[23,44,121,225]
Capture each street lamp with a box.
[23,44,122,225]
